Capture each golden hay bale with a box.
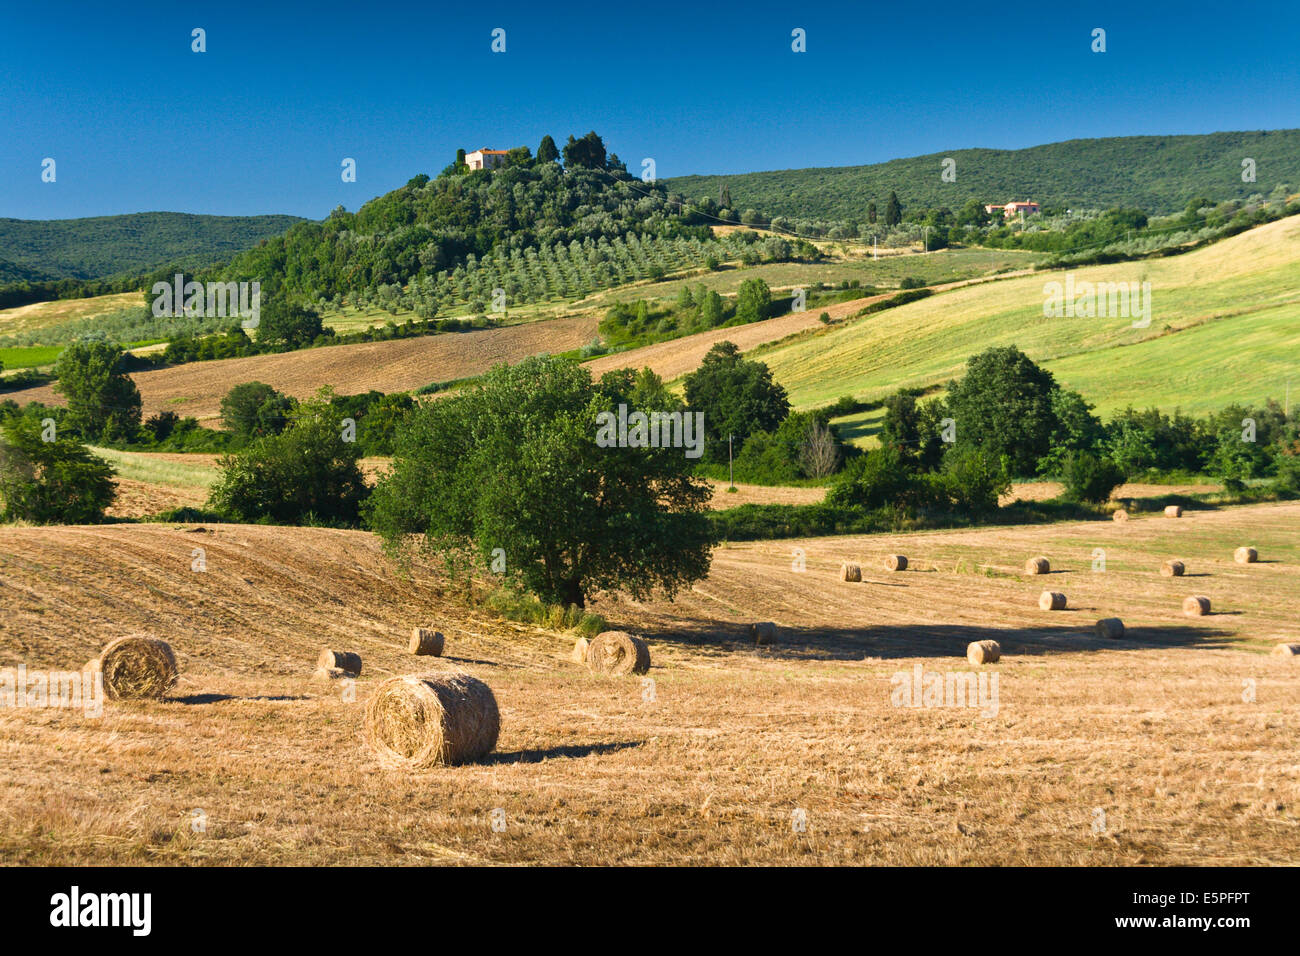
[364,673,499,769]
[317,649,362,675]
[1039,590,1067,611]
[884,554,908,572]
[87,636,178,701]
[586,631,651,675]
[1095,618,1125,640]
[1164,505,1183,518]
[1234,547,1258,564]
[1183,595,1211,617]
[570,637,590,663]
[751,622,778,646]
[840,562,862,582]
[1272,643,1300,657]
[1160,560,1185,577]
[408,627,445,656]
[966,640,1000,665]
[1112,509,1129,522]
[1025,556,1050,575]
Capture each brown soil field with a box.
[2,501,1297,865]
[7,314,600,422]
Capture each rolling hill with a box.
[752,215,1300,416]
[664,130,1300,221]
[0,212,303,281]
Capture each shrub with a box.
[208,393,369,525]
[928,445,1010,516]
[1061,451,1126,503]
[0,417,116,523]
[219,382,296,443]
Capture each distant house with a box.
[465,148,509,171]
[986,201,1040,217]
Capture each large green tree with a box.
[256,300,325,349]
[683,341,789,464]
[884,190,902,226]
[562,131,608,170]
[944,346,1060,476]
[536,135,559,164]
[53,340,142,441]
[734,278,772,324]
[366,356,714,608]
[219,382,296,443]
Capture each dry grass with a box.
[6,315,600,422]
[0,292,143,338]
[1,503,1298,864]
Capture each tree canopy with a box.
[366,356,715,607]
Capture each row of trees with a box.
[830,347,1300,519]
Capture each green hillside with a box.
[664,130,1300,221]
[0,212,303,281]
[756,215,1300,418]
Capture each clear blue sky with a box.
[2,0,1297,221]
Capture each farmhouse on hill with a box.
[465,148,509,171]
[985,200,1040,217]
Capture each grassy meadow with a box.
[757,216,1300,415]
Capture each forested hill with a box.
[663,130,1300,221]
[212,156,707,303]
[0,212,303,281]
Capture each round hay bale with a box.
[408,628,445,657]
[1112,508,1129,522]
[1272,643,1300,657]
[1164,505,1183,518]
[840,562,862,582]
[1039,590,1067,611]
[1160,560,1185,577]
[1183,595,1211,617]
[1025,556,1050,575]
[586,631,651,676]
[966,640,1001,666]
[364,673,499,768]
[884,554,908,572]
[1234,547,1258,565]
[317,649,362,675]
[570,637,590,663]
[751,622,778,646]
[1095,617,1125,640]
[90,637,178,701]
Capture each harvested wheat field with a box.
[1,502,1298,865]
[5,314,600,422]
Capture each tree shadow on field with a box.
[645,618,1239,662]
[172,693,309,705]
[484,740,642,764]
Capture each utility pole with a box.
[728,434,735,490]
[923,226,930,254]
